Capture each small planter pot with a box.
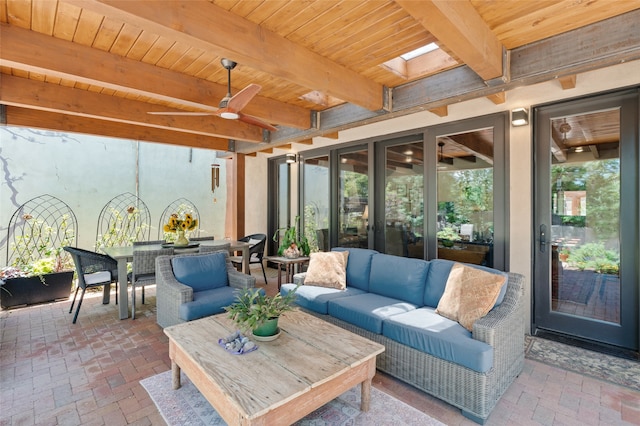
[1,271,74,309]
[252,317,279,337]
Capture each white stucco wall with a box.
[1,129,226,265]
[247,60,640,332]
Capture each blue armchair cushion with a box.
[382,307,494,373]
[171,252,228,292]
[179,287,238,322]
[332,247,377,291]
[368,254,429,306]
[328,293,418,334]
[281,283,366,314]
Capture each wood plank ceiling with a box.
[1,0,639,154]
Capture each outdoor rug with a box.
[141,370,445,426]
[525,335,640,392]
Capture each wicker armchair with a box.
[155,250,256,328]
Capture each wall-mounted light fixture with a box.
[285,153,297,164]
[511,107,529,126]
[211,163,220,193]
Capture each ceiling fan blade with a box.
[238,112,277,131]
[227,83,262,112]
[148,111,215,116]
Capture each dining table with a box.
[103,239,250,320]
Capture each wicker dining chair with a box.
[130,245,173,319]
[229,234,268,284]
[64,246,118,324]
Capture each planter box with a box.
[1,271,74,309]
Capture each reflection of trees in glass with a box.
[552,159,620,242]
[340,171,368,228]
[586,160,620,241]
[304,204,319,252]
[303,160,330,253]
[342,171,368,199]
[438,168,493,240]
[385,175,423,231]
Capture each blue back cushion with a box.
[171,252,228,292]
[332,247,378,291]
[423,259,509,308]
[368,254,429,306]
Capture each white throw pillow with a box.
[303,251,349,290]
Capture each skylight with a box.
[400,42,439,60]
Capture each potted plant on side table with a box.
[273,216,310,258]
[224,287,298,341]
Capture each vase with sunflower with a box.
[163,213,198,246]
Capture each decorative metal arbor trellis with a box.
[5,194,78,268]
[95,192,151,252]
[157,198,201,240]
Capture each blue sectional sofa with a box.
[280,248,525,424]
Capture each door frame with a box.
[532,87,639,350]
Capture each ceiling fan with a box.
[148,59,277,131]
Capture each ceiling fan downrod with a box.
[219,58,239,119]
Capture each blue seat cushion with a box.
[382,307,494,373]
[332,247,377,291]
[179,287,239,322]
[281,283,366,314]
[171,252,228,292]
[328,293,418,334]
[368,254,429,306]
[424,259,508,309]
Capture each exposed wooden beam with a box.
[263,10,640,150]
[0,74,265,143]
[296,139,314,145]
[558,75,577,90]
[0,23,310,129]
[322,132,340,139]
[486,92,506,105]
[395,0,504,81]
[66,0,384,111]
[3,106,230,150]
[429,106,448,117]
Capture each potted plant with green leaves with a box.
[437,227,460,248]
[273,216,310,258]
[1,195,77,309]
[224,287,298,340]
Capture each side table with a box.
[265,256,310,289]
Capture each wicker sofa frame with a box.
[295,271,525,424]
[155,248,256,328]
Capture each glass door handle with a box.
[539,224,547,253]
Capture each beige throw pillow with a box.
[303,251,349,290]
[436,263,506,331]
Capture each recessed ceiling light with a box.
[404,149,413,155]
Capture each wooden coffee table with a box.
[164,309,385,425]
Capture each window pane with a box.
[338,149,368,249]
[436,128,494,266]
[384,142,424,258]
[550,110,621,324]
[303,155,329,252]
